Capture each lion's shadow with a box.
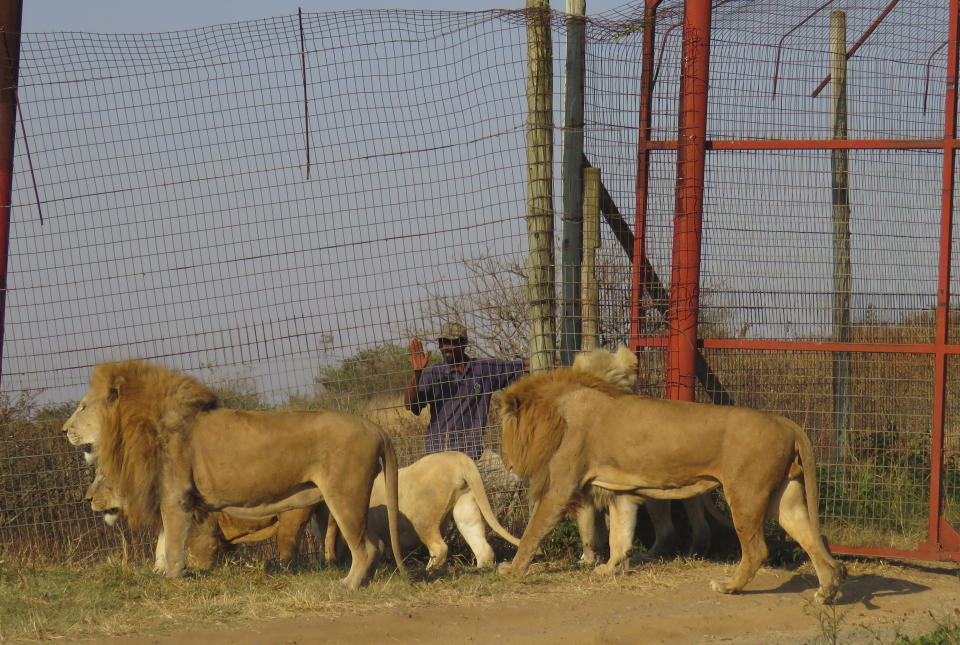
[750,570,931,607]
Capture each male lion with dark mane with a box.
[496,368,846,604]
[65,359,407,589]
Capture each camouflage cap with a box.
[437,321,468,344]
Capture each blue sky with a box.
[23,0,632,33]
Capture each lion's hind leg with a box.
[683,495,712,556]
[767,478,846,604]
[641,499,676,559]
[452,493,495,568]
[709,489,769,596]
[325,497,377,590]
[415,514,449,570]
[275,506,313,566]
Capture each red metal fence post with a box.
[666,0,712,402]
[0,0,21,388]
[630,0,661,351]
[921,0,960,555]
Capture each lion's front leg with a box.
[576,502,604,567]
[153,528,167,574]
[159,498,193,578]
[499,481,578,576]
[595,494,638,575]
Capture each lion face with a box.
[85,469,124,527]
[63,393,109,453]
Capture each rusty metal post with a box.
[666,0,711,402]
[922,0,960,554]
[0,0,21,388]
[630,0,661,351]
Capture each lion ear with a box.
[615,345,638,372]
[500,392,520,419]
[108,375,126,403]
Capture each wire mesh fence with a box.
[1,0,957,564]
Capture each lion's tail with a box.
[378,429,409,580]
[457,452,521,547]
[791,420,825,540]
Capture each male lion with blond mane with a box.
[496,369,846,604]
[323,451,521,569]
[65,359,407,588]
[572,346,731,567]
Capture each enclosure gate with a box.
[629,0,960,561]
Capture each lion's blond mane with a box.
[93,360,218,531]
[499,369,627,480]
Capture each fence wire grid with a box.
[1,0,958,562]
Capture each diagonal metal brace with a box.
[583,154,734,406]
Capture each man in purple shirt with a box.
[404,322,526,460]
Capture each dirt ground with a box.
[48,558,959,645]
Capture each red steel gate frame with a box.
[629,0,960,561]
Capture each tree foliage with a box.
[316,343,419,399]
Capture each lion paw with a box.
[593,560,627,576]
[710,578,739,595]
[814,584,841,605]
[498,562,518,576]
[163,565,185,578]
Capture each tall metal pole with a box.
[666,0,711,402]
[560,0,586,366]
[0,0,22,388]
[630,0,660,350]
[923,0,960,553]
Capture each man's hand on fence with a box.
[407,338,431,371]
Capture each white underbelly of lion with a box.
[496,368,846,605]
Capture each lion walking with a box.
[64,359,408,589]
[496,369,846,604]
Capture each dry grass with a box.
[0,549,718,642]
